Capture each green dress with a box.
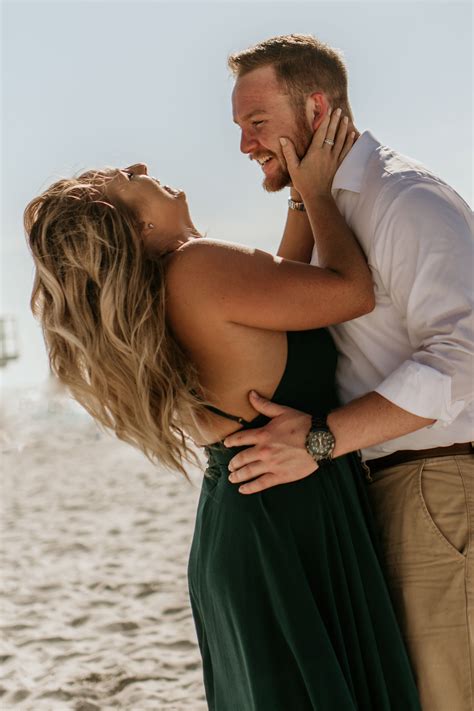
[187,329,421,710]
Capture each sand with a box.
[0,383,207,710]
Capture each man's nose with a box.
[240,131,259,155]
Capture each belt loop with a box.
[357,450,373,483]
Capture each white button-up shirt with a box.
[311,131,474,460]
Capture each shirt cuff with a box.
[374,360,465,427]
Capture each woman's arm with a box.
[168,231,373,332]
[167,113,373,332]
[277,112,354,263]
[277,188,314,263]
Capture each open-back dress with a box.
[187,328,421,710]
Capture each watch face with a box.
[307,429,335,458]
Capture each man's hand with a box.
[223,391,317,494]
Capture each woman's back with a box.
[165,239,348,444]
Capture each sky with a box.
[1,0,472,390]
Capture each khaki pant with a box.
[366,454,474,711]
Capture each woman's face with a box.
[104,163,197,252]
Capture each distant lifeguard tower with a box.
[0,316,19,367]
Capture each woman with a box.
[25,112,421,710]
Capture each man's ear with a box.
[306,92,331,131]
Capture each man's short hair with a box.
[228,34,351,116]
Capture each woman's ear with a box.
[139,221,155,237]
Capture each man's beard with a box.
[262,110,312,193]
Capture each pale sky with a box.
[1,0,472,389]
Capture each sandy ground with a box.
[0,385,207,710]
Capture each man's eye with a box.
[123,171,134,180]
[252,120,264,127]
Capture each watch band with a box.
[288,198,306,212]
[311,414,329,430]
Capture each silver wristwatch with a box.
[305,415,335,464]
[288,197,306,212]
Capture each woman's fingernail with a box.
[250,390,259,398]
[328,107,332,116]
[279,137,287,146]
[336,108,342,115]
[343,116,349,123]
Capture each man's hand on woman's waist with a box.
[224,390,433,494]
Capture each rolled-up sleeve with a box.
[371,181,473,425]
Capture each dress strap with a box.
[204,404,251,426]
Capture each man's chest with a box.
[312,190,389,302]
[311,190,413,365]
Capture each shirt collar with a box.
[332,130,381,194]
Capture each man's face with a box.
[232,65,312,192]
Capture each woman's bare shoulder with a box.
[165,237,255,300]
[169,237,254,269]
[164,239,245,337]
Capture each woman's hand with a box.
[279,109,355,201]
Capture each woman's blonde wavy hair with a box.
[24,171,208,480]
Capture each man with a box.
[225,34,473,711]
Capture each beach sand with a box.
[1,384,207,710]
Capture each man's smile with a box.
[251,154,279,173]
